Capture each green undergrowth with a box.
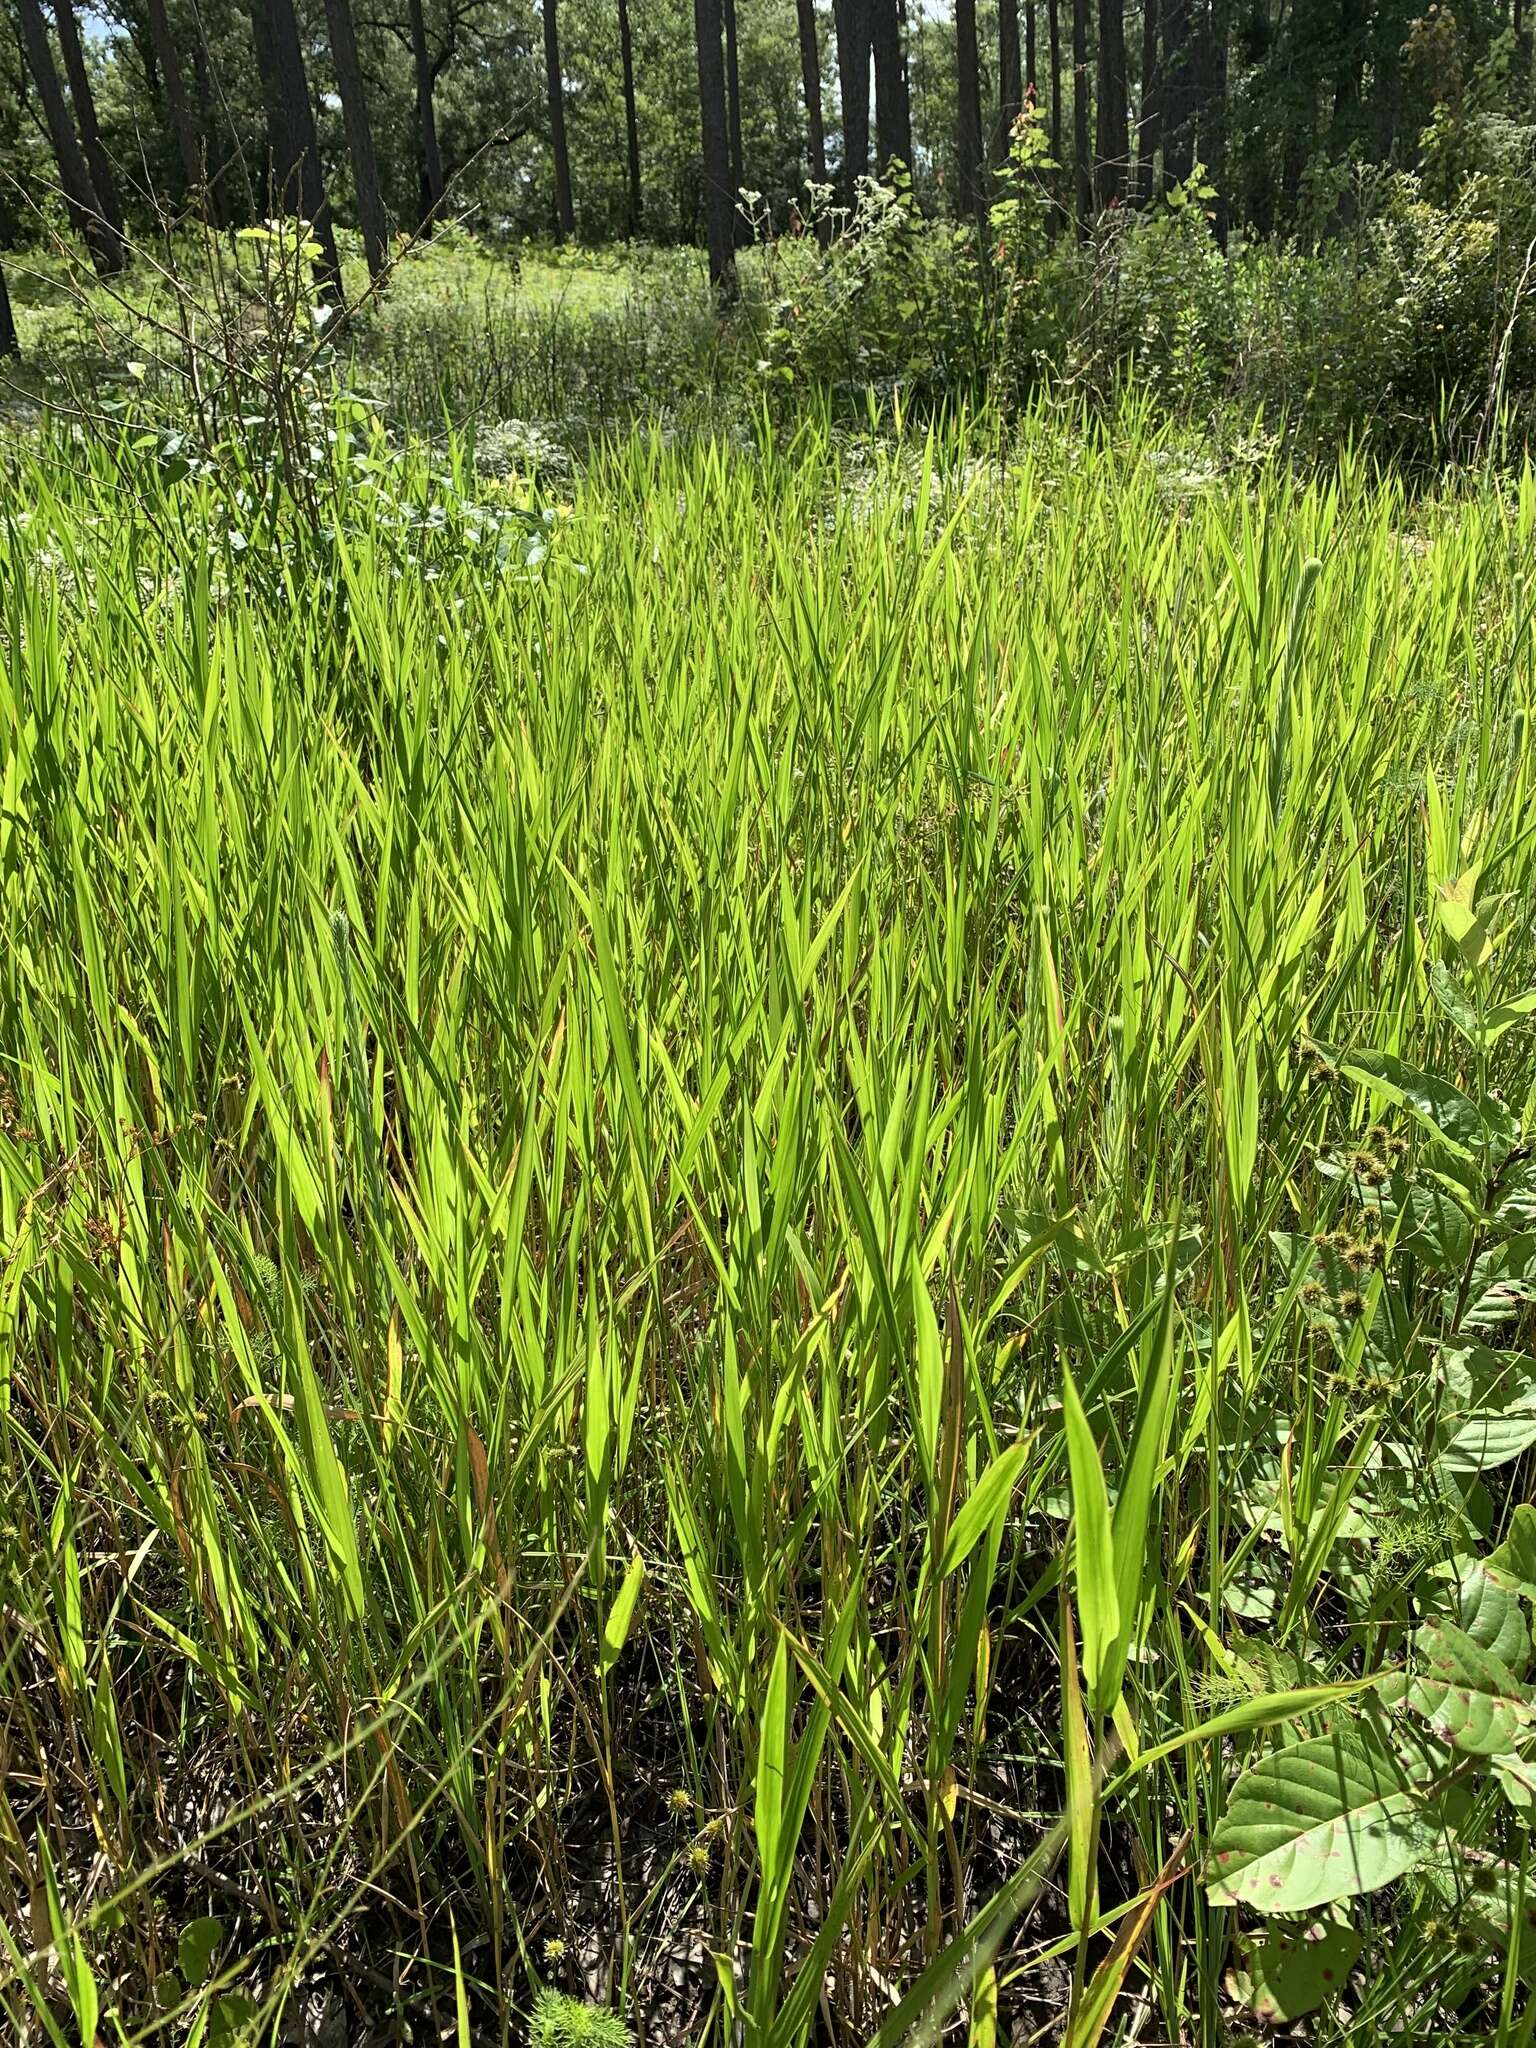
[1,407,1535,2044]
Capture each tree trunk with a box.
[1204,0,1226,242]
[322,0,388,276]
[1160,0,1195,188]
[1072,0,1090,230]
[618,0,643,232]
[0,258,18,358]
[1136,0,1159,201]
[1048,0,1063,219]
[694,0,735,292]
[872,0,911,173]
[796,0,827,182]
[724,0,746,238]
[833,0,871,203]
[144,0,206,205]
[998,0,1022,158]
[542,0,575,239]
[407,0,445,225]
[15,0,125,273]
[52,0,124,240]
[955,0,983,213]
[1094,0,1127,205]
[249,0,342,293]
[1025,0,1037,98]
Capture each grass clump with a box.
[0,400,1534,2044]
[530,1989,635,2047]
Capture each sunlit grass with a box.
[1,403,1533,2044]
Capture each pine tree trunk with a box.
[724,0,746,237]
[1072,0,1091,230]
[955,0,983,213]
[1025,0,1037,96]
[543,0,575,239]
[1204,0,1227,241]
[52,0,125,240]
[144,0,207,206]
[0,258,18,358]
[1094,0,1127,205]
[694,0,736,292]
[833,0,872,204]
[998,0,1022,157]
[322,0,387,276]
[1048,0,1063,220]
[1160,0,1195,188]
[618,0,643,233]
[249,0,342,293]
[872,0,911,173]
[796,0,827,182]
[1136,0,1159,202]
[407,0,445,225]
[15,0,125,273]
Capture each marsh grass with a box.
[1,401,1534,2043]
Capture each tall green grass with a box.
[1,403,1534,2045]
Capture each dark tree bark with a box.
[188,13,249,221]
[618,0,642,233]
[15,0,125,273]
[1048,0,1062,215]
[796,0,827,182]
[52,0,124,240]
[1071,0,1090,229]
[1160,0,1196,188]
[694,0,735,291]
[323,0,388,275]
[872,0,911,172]
[955,0,983,213]
[998,0,1022,158]
[0,258,18,358]
[248,0,342,293]
[724,0,746,238]
[542,0,575,239]
[407,0,445,225]
[1136,0,1160,201]
[1204,0,1227,241]
[833,0,871,203]
[1095,0,1127,204]
[144,0,206,204]
[1025,0,1037,97]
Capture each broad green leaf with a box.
[939,1438,1032,1580]
[1488,1506,1536,1601]
[1206,1725,1444,1913]
[1061,1363,1120,1712]
[1460,1234,1536,1333]
[1392,1620,1533,1756]
[1439,1340,1536,1474]
[1110,1244,1178,1676]
[179,1915,225,1987]
[599,1550,646,1673]
[1493,1156,1536,1230]
[1428,961,1481,1046]
[1484,989,1536,1045]
[755,1635,789,1896]
[1418,1854,1536,1979]
[1423,1556,1531,1675]
[206,1991,260,2045]
[1231,1918,1362,2023]
[1339,1050,1488,1162]
[1363,1174,1473,1270]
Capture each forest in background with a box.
[1,2,1533,321]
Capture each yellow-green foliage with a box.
[1,406,1534,2042]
